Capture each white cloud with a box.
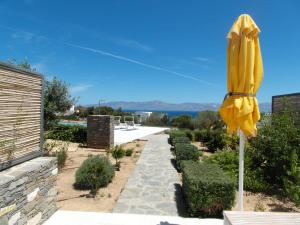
[70,84,94,93]
[66,43,218,87]
[11,31,34,43]
[114,38,154,53]
[195,57,213,63]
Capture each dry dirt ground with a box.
[232,191,300,212]
[47,139,147,212]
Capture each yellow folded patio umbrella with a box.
[219,14,264,211]
[220,14,263,137]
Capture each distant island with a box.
[87,100,271,112]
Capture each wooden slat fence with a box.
[272,92,300,113]
[0,62,44,171]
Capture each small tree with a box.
[7,58,36,71]
[111,145,125,170]
[193,111,224,130]
[171,115,193,129]
[44,77,75,129]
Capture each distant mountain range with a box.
[87,100,271,112]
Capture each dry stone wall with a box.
[0,157,57,225]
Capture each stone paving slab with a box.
[113,133,185,216]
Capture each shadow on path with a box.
[174,183,188,217]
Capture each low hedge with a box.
[182,161,235,218]
[45,124,87,144]
[174,143,201,170]
[172,136,190,146]
[168,130,186,145]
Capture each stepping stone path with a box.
[113,133,185,216]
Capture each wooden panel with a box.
[0,62,44,170]
[272,92,300,113]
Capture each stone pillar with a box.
[87,115,114,149]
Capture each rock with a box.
[8,212,21,225]
[27,188,39,202]
[26,212,41,225]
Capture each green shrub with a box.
[171,115,194,129]
[204,149,269,192]
[168,130,186,145]
[172,136,190,146]
[174,143,201,170]
[45,125,87,144]
[111,145,126,170]
[249,110,300,204]
[205,129,228,152]
[74,155,115,195]
[57,148,67,169]
[193,129,212,143]
[125,148,134,156]
[181,129,193,141]
[193,111,224,130]
[182,161,235,217]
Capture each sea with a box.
[124,109,199,119]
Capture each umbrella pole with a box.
[238,129,245,211]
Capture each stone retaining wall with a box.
[0,157,57,225]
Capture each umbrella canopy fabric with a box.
[219,14,264,137]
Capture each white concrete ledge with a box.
[43,210,223,225]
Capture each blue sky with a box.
[0,0,299,105]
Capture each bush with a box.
[249,110,300,204]
[182,161,235,217]
[74,155,115,195]
[193,129,238,152]
[57,148,67,169]
[181,129,193,141]
[125,148,134,156]
[174,143,201,170]
[193,111,224,130]
[168,130,186,145]
[45,124,87,144]
[171,115,194,129]
[204,149,269,192]
[111,145,126,170]
[205,129,228,152]
[172,136,190,146]
[193,129,212,143]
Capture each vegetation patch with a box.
[74,155,115,196]
[172,136,190,146]
[174,143,201,170]
[45,124,87,144]
[204,149,269,192]
[182,161,235,217]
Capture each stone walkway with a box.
[113,133,185,216]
